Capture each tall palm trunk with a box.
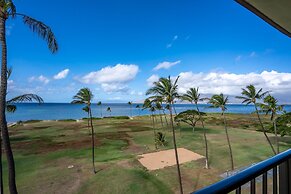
[162,110,169,126]
[273,116,279,153]
[151,112,157,149]
[0,15,18,194]
[158,110,164,128]
[195,104,209,169]
[87,112,90,128]
[222,111,234,171]
[0,135,2,194]
[254,105,276,155]
[169,102,183,194]
[100,105,102,118]
[89,107,96,173]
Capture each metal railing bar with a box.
[262,172,267,194]
[273,167,277,194]
[250,179,256,194]
[193,149,291,194]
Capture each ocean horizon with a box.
[6,103,291,123]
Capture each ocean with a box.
[6,103,291,123]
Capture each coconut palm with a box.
[3,93,43,192]
[259,95,284,153]
[82,106,90,128]
[143,99,157,146]
[0,2,58,192]
[155,101,164,128]
[128,101,133,117]
[146,76,183,194]
[106,107,111,116]
[208,94,234,170]
[181,87,209,169]
[71,88,96,173]
[236,85,276,155]
[97,101,102,118]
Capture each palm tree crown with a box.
[181,87,200,104]
[146,76,179,104]
[71,88,93,105]
[236,84,268,105]
[259,95,284,121]
[208,94,228,112]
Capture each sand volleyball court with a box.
[138,148,204,170]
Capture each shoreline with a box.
[7,112,277,125]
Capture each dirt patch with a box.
[138,148,204,170]
[13,138,102,154]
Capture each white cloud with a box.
[146,74,159,86]
[53,69,69,80]
[153,60,181,71]
[100,83,128,93]
[80,64,139,93]
[166,35,178,48]
[29,75,50,84]
[176,70,291,103]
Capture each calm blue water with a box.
[6,103,291,122]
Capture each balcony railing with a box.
[193,149,291,194]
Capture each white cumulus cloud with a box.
[54,69,69,80]
[146,74,159,86]
[29,75,50,84]
[80,64,139,93]
[176,70,291,103]
[153,60,181,71]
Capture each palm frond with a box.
[7,66,12,79]
[7,94,44,104]
[6,104,16,113]
[21,14,58,53]
[3,0,16,17]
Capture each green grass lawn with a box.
[3,114,290,193]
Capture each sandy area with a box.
[138,148,204,170]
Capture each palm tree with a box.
[181,87,209,169]
[236,85,276,155]
[106,107,111,116]
[128,101,133,117]
[208,94,234,170]
[143,98,157,148]
[3,93,43,192]
[146,76,183,194]
[71,88,96,173]
[97,101,102,118]
[155,101,164,128]
[0,2,58,192]
[259,95,284,154]
[82,106,90,129]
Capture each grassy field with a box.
[3,113,291,193]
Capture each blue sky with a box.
[6,0,291,103]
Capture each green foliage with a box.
[268,112,291,136]
[174,110,206,128]
[258,95,284,121]
[57,119,77,122]
[103,116,130,119]
[208,94,228,111]
[155,132,167,147]
[23,120,41,123]
[236,84,268,105]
